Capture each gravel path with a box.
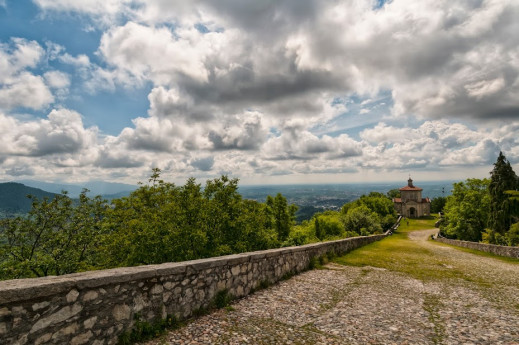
[144,230,519,345]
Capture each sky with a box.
[0,0,518,185]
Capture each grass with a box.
[332,217,469,282]
[434,240,519,264]
[396,216,437,232]
[422,294,445,345]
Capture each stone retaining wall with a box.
[0,233,387,345]
[434,236,519,259]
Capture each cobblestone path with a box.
[145,229,519,345]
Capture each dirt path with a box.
[145,230,519,345]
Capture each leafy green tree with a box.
[314,217,324,240]
[430,196,447,213]
[505,222,519,246]
[100,172,186,267]
[489,152,519,234]
[266,193,297,242]
[235,199,278,251]
[387,189,401,199]
[203,176,244,255]
[0,190,107,280]
[440,179,490,242]
[315,211,343,237]
[342,205,383,236]
[341,192,396,231]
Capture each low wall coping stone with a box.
[0,233,389,305]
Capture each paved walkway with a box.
[145,230,519,345]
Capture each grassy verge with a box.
[433,240,519,264]
[332,217,467,282]
[396,216,437,232]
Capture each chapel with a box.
[393,177,431,218]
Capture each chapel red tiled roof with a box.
[399,185,423,191]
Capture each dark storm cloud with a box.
[202,0,318,40]
[179,62,344,113]
[5,166,35,176]
[191,156,214,171]
[95,154,144,168]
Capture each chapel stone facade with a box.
[393,177,431,218]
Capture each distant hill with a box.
[0,182,58,217]
[17,180,136,198]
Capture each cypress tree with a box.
[489,152,519,234]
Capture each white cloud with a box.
[0,109,97,157]
[0,38,57,110]
[59,53,91,67]
[99,22,214,84]
[262,127,362,161]
[1,0,518,183]
[43,70,70,89]
[0,73,53,110]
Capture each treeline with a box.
[439,152,519,246]
[0,169,395,280]
[287,192,396,245]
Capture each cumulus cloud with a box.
[191,156,214,171]
[0,38,55,110]
[43,71,70,89]
[209,112,268,151]
[0,73,53,110]
[1,0,518,183]
[33,0,134,26]
[28,0,519,123]
[99,22,213,84]
[263,126,362,161]
[0,109,97,157]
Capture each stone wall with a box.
[0,233,387,345]
[434,236,519,259]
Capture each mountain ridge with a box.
[0,182,58,217]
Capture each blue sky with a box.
[0,0,518,185]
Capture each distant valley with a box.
[0,180,455,221]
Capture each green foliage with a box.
[0,190,107,280]
[440,179,490,242]
[439,153,519,246]
[343,205,383,236]
[489,152,519,234]
[316,211,343,237]
[341,192,396,232]
[1,168,401,280]
[266,193,297,242]
[101,173,283,268]
[0,182,57,216]
[117,313,179,345]
[214,289,233,309]
[387,188,401,199]
[506,223,519,246]
[430,197,447,213]
[314,217,323,240]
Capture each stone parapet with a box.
[434,236,519,259]
[0,233,387,345]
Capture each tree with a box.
[387,189,401,199]
[266,193,297,242]
[430,197,447,213]
[314,217,324,240]
[489,152,519,234]
[203,176,243,255]
[342,205,383,236]
[341,192,396,231]
[0,190,107,280]
[440,179,490,242]
[100,172,186,267]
